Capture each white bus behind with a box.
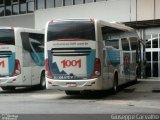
[0,27,45,90]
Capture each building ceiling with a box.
[124,19,160,29]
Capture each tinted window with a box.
[0,29,15,45]
[5,6,11,16]
[0,0,4,4]
[12,0,18,2]
[105,39,119,49]
[47,20,95,41]
[5,0,11,6]
[21,32,44,66]
[21,32,44,52]
[152,39,158,48]
[153,52,158,61]
[130,37,138,50]
[101,26,123,41]
[146,52,151,61]
[29,33,44,52]
[5,0,11,16]
[146,40,151,48]
[121,38,130,51]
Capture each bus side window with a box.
[101,27,111,42]
[130,37,138,51]
[21,32,31,51]
[105,39,119,49]
[121,38,130,51]
[29,33,44,66]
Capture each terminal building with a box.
[0,0,160,78]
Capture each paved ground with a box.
[0,79,160,116]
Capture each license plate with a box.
[66,82,77,87]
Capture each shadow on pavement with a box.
[0,86,45,94]
[59,81,140,100]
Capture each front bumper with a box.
[46,77,103,91]
[0,76,18,86]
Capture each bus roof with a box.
[47,18,134,32]
[96,20,134,32]
[0,26,13,30]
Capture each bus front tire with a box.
[39,73,46,90]
[1,86,15,91]
[112,74,118,94]
[65,91,81,95]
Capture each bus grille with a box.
[51,47,91,56]
[0,51,12,58]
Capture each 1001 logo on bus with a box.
[0,60,5,68]
[61,59,81,68]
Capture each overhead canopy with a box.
[124,19,160,29]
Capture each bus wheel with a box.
[112,74,118,94]
[1,86,15,91]
[65,91,81,95]
[39,73,46,90]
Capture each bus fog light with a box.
[95,71,100,76]
[15,70,20,75]
[48,81,52,84]
[91,82,95,85]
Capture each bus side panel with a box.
[102,48,112,90]
[123,52,131,82]
[31,66,41,85]
[31,52,44,85]
[130,51,137,80]
[107,48,121,88]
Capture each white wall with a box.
[35,0,136,29]
[145,27,160,35]
[137,0,154,21]
[155,0,160,19]
[0,14,34,28]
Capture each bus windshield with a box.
[47,20,95,41]
[0,29,15,45]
